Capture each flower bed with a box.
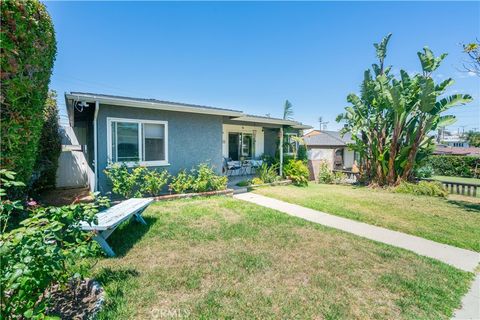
[154,188,234,201]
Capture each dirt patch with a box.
[38,187,93,206]
[45,279,104,320]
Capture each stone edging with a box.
[153,188,234,201]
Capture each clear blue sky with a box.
[45,1,479,132]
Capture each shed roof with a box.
[303,130,353,147]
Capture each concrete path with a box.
[234,193,479,272]
[453,274,480,319]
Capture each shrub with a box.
[414,165,434,179]
[423,155,479,178]
[32,90,62,191]
[297,145,308,161]
[236,180,251,187]
[284,160,309,186]
[169,170,194,193]
[394,181,448,198]
[104,164,170,198]
[256,163,279,183]
[251,177,264,185]
[332,171,348,184]
[192,163,228,192]
[0,171,110,318]
[318,161,334,184]
[1,0,57,185]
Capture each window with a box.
[108,118,168,166]
[284,133,298,155]
[241,133,253,158]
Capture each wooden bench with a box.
[81,198,153,257]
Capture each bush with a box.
[169,170,195,194]
[169,163,227,194]
[424,155,479,178]
[297,145,308,161]
[256,163,279,183]
[414,165,434,179]
[332,171,348,184]
[236,180,251,187]
[394,181,448,198]
[0,171,110,318]
[1,0,57,185]
[32,91,62,191]
[318,161,334,184]
[192,163,228,192]
[284,160,309,186]
[251,177,264,185]
[104,164,170,198]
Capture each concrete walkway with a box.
[234,192,480,319]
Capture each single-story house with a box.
[302,130,357,180]
[59,92,311,193]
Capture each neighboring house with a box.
[437,131,470,147]
[434,145,480,156]
[60,92,310,192]
[303,130,356,180]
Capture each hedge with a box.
[423,155,479,178]
[1,0,57,185]
[32,91,62,191]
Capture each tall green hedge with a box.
[424,155,479,178]
[1,0,57,184]
[33,91,62,191]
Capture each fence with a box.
[421,178,478,197]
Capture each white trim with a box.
[106,117,169,167]
[93,101,99,192]
[66,93,243,117]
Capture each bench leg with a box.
[134,212,147,225]
[94,234,116,257]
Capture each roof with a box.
[434,145,480,156]
[303,130,353,146]
[66,92,244,117]
[64,91,312,128]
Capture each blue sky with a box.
[45,1,479,132]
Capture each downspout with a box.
[93,101,99,192]
[279,126,284,177]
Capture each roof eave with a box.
[65,93,244,117]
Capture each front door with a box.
[228,133,240,160]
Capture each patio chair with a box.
[224,158,242,176]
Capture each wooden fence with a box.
[421,178,478,197]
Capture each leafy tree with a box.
[461,40,480,76]
[283,100,294,120]
[337,34,472,185]
[465,130,480,147]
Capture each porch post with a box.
[279,126,283,177]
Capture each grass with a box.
[432,175,480,186]
[254,184,480,252]
[93,197,473,319]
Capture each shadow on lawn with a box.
[447,200,480,213]
[106,216,157,257]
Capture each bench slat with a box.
[81,198,153,231]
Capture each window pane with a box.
[111,122,117,162]
[143,123,165,161]
[116,122,139,162]
[242,134,253,158]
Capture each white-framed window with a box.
[107,117,169,167]
[284,133,298,155]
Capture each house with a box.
[59,92,311,193]
[433,145,480,156]
[302,130,356,180]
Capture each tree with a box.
[337,34,472,186]
[461,40,480,76]
[283,100,294,120]
[465,130,480,147]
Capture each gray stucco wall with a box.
[96,104,223,193]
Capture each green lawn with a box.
[432,175,480,186]
[254,184,480,252]
[94,197,472,319]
